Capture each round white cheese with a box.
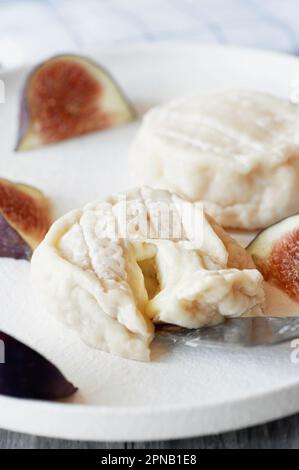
[130,91,299,229]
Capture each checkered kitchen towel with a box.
[0,0,298,69]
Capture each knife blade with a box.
[156,318,299,347]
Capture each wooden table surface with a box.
[1,413,299,449]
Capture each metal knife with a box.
[156,318,299,347]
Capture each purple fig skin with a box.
[0,331,77,400]
[0,214,32,260]
[15,85,29,152]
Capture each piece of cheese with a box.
[130,91,299,229]
[31,187,265,361]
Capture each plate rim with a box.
[1,377,299,441]
[1,40,299,78]
[1,41,299,441]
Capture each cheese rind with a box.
[31,187,265,361]
[130,91,299,229]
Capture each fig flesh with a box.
[0,331,77,400]
[247,214,299,301]
[16,54,136,151]
[0,178,51,259]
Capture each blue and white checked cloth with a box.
[0,0,298,69]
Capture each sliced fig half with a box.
[0,331,77,400]
[16,54,136,151]
[247,214,299,301]
[0,178,52,259]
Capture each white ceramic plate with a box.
[1,43,299,442]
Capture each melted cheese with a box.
[31,187,265,361]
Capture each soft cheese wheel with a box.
[31,187,264,361]
[130,91,299,229]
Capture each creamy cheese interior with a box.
[31,187,265,361]
[130,91,299,229]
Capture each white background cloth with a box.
[0,0,298,69]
